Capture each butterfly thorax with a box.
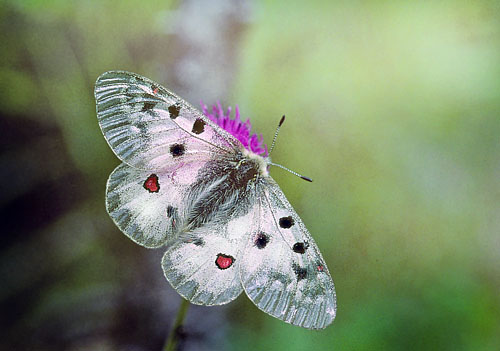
[182,148,267,232]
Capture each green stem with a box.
[163,298,191,351]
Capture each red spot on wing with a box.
[143,174,160,193]
[153,87,159,94]
[215,253,234,270]
[317,265,324,272]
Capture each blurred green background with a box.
[1,0,499,350]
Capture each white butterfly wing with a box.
[96,70,336,328]
[106,162,206,248]
[161,208,258,305]
[240,179,337,329]
[95,71,239,170]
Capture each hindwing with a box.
[240,178,337,329]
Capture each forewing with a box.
[95,71,240,170]
[161,206,258,306]
[106,161,205,248]
[240,178,337,329]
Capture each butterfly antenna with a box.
[268,115,286,155]
[268,162,313,182]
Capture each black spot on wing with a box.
[170,143,185,157]
[292,263,307,281]
[141,101,157,112]
[168,104,181,119]
[292,242,308,254]
[254,232,269,249]
[279,216,294,229]
[192,118,206,134]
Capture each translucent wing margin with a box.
[240,178,337,329]
[161,207,259,305]
[95,71,240,170]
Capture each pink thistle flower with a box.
[201,102,268,157]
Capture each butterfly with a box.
[95,71,337,329]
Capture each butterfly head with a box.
[240,147,270,179]
[202,103,311,182]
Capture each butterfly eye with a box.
[235,159,246,169]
